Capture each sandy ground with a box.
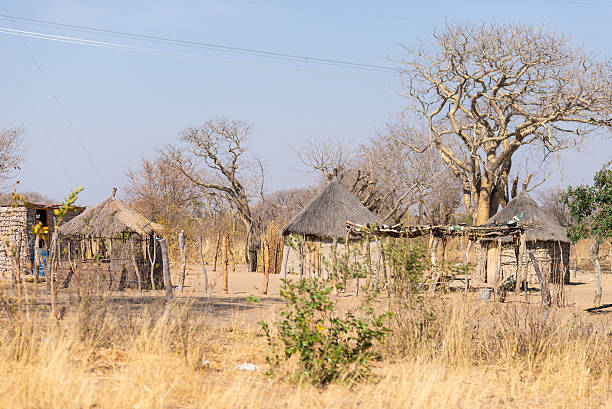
[3,263,612,328]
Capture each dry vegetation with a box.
[1,284,611,409]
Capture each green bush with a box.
[259,278,390,385]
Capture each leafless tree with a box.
[537,187,570,227]
[0,127,25,187]
[298,124,461,224]
[124,156,203,228]
[398,23,611,225]
[163,118,264,268]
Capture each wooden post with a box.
[159,238,173,300]
[178,231,187,292]
[280,242,289,290]
[343,230,350,291]
[148,234,157,291]
[199,235,208,294]
[528,251,551,326]
[222,234,229,294]
[213,231,221,272]
[515,233,526,293]
[428,236,440,293]
[34,234,40,284]
[48,232,58,318]
[263,237,270,295]
[298,235,305,281]
[130,236,143,291]
[273,240,280,275]
[590,240,602,307]
[493,238,502,301]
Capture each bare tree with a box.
[124,156,203,228]
[537,187,570,227]
[299,124,461,224]
[163,118,264,268]
[0,127,25,187]
[398,23,611,224]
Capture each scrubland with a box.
[1,277,611,409]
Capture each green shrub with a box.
[259,278,390,385]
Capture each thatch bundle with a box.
[485,191,568,243]
[58,194,163,238]
[281,177,381,240]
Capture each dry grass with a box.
[0,292,611,409]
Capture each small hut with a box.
[0,199,84,281]
[475,191,570,285]
[57,189,164,290]
[280,177,382,277]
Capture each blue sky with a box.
[0,0,610,205]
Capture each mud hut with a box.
[475,191,570,285]
[280,177,382,277]
[57,189,164,290]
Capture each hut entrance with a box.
[35,208,48,229]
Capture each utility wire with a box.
[0,2,109,190]
[0,35,74,185]
[0,14,397,73]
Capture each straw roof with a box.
[485,191,568,243]
[281,177,382,240]
[58,193,164,238]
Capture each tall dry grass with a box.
[0,292,610,409]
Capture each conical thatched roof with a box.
[485,191,568,243]
[58,193,164,238]
[281,177,381,240]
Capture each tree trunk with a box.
[178,231,187,292]
[159,238,173,300]
[281,242,289,290]
[590,240,602,307]
[515,233,526,293]
[199,235,208,294]
[475,175,493,225]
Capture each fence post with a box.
[159,238,173,300]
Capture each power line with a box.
[0,14,397,73]
[0,2,108,190]
[0,35,74,185]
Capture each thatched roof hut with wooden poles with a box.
[280,177,381,279]
[474,191,570,286]
[57,188,165,291]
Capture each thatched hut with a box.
[475,191,570,285]
[57,190,164,290]
[280,177,381,277]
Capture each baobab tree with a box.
[0,126,25,187]
[398,23,611,224]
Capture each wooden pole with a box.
[199,235,208,294]
[428,236,440,293]
[528,251,551,326]
[515,233,526,293]
[130,235,143,291]
[263,237,270,294]
[493,238,502,301]
[222,234,229,294]
[148,234,157,291]
[298,234,305,280]
[178,231,187,292]
[213,231,221,272]
[159,238,173,300]
[281,242,289,290]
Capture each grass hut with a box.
[280,177,382,277]
[57,189,164,290]
[475,191,570,286]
